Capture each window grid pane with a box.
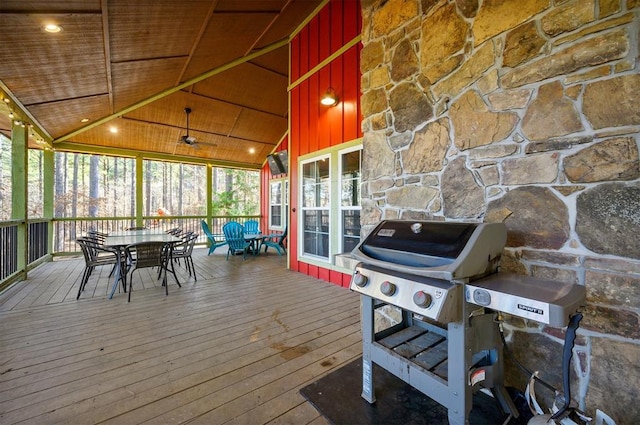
[269,180,284,228]
[301,157,330,259]
[339,149,361,252]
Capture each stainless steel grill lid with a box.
[352,220,507,281]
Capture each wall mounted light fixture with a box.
[320,87,339,106]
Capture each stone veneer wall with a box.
[359,0,640,421]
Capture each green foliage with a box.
[211,191,235,215]
[211,168,259,215]
[1,138,260,221]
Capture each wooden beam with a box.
[135,155,144,228]
[43,149,55,255]
[0,80,52,141]
[288,34,361,91]
[11,122,28,279]
[54,38,290,144]
[54,141,262,170]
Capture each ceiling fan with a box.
[177,107,217,150]
[179,107,197,146]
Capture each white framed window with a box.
[297,141,362,266]
[339,146,362,252]
[300,155,331,260]
[269,178,287,230]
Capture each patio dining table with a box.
[104,230,181,299]
[244,232,262,255]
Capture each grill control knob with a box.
[472,289,491,306]
[353,271,368,287]
[413,291,432,308]
[380,281,396,296]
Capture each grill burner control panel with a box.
[350,263,461,323]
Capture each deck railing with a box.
[1,215,260,288]
[52,215,260,254]
[0,221,19,282]
[29,220,49,263]
[0,219,50,286]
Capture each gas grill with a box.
[349,220,585,425]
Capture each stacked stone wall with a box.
[360,0,640,420]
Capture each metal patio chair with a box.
[124,241,180,302]
[76,237,124,300]
[172,233,199,280]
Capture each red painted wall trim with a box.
[260,0,361,287]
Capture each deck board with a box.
[0,247,362,425]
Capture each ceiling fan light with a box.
[321,87,338,106]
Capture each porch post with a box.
[11,121,28,279]
[135,155,143,227]
[206,164,213,226]
[43,149,54,256]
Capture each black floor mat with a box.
[300,357,529,425]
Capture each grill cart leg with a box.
[361,295,376,403]
[446,320,472,425]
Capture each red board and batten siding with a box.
[260,0,361,287]
[293,0,362,287]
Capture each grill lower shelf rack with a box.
[361,296,518,425]
[378,325,449,379]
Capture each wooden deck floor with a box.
[0,247,362,424]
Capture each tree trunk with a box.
[145,161,151,217]
[162,162,168,213]
[178,163,184,215]
[54,153,65,251]
[0,142,4,214]
[113,157,118,217]
[130,160,135,228]
[89,155,99,217]
[71,154,79,240]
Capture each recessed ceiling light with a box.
[80,118,89,123]
[109,126,118,134]
[43,23,62,33]
[3,98,10,104]
[249,148,256,154]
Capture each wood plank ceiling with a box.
[0,0,324,169]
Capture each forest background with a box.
[0,134,260,221]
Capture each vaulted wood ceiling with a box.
[0,0,325,169]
